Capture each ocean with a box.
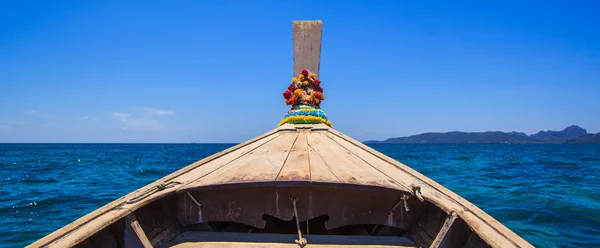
[1,143,598,247]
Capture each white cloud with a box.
[134,107,174,116]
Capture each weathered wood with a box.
[307,143,340,183]
[430,211,458,248]
[162,231,416,248]
[406,203,447,247]
[437,217,472,248]
[186,132,298,187]
[175,185,424,231]
[74,222,121,248]
[124,214,152,248]
[293,20,322,77]
[276,132,310,181]
[135,195,183,247]
[167,243,408,248]
[307,132,400,189]
[175,132,282,189]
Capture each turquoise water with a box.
[1,144,599,247]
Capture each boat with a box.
[28,21,533,248]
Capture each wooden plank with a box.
[176,132,282,190]
[306,132,401,189]
[161,231,416,248]
[187,132,299,187]
[75,226,120,248]
[124,214,152,248]
[438,217,473,248]
[293,20,322,77]
[406,203,447,247]
[307,142,340,184]
[321,132,415,191]
[167,242,412,248]
[430,211,458,248]
[407,228,434,248]
[276,132,310,181]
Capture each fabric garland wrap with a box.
[279,70,331,127]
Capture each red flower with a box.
[314,92,324,100]
[285,94,297,105]
[288,83,296,91]
[282,90,292,99]
[313,79,320,86]
[313,85,323,92]
[301,70,309,76]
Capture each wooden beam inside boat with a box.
[124,214,152,248]
[293,20,322,77]
[161,231,417,248]
[429,211,458,248]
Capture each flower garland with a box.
[279,70,331,127]
[282,69,325,107]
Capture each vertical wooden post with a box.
[293,20,323,78]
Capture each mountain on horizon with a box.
[364,125,598,144]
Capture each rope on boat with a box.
[292,198,307,248]
[125,181,182,204]
[389,195,411,215]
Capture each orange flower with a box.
[309,73,316,78]
[294,89,302,95]
[302,80,309,87]
[314,92,325,100]
[292,77,298,83]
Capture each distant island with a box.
[364,125,600,144]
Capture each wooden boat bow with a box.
[27,21,533,248]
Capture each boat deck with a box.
[161,231,416,248]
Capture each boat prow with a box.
[28,20,533,248]
[29,124,532,248]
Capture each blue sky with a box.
[1,1,599,143]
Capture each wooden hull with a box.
[28,124,533,248]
